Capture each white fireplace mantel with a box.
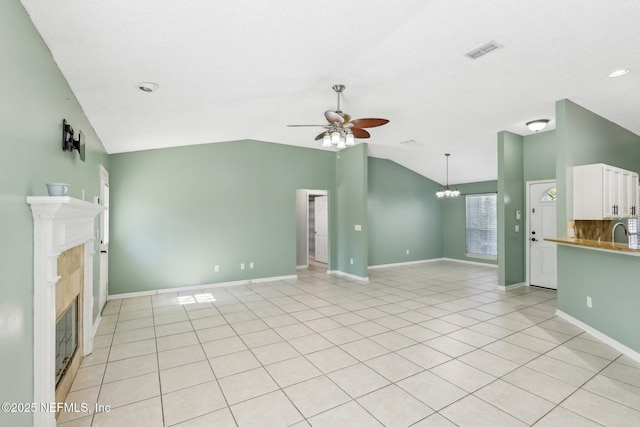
[27,196,104,427]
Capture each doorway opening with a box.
[296,189,329,272]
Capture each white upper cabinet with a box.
[573,163,639,220]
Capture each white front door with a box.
[528,181,557,289]
[98,165,110,312]
[314,195,329,264]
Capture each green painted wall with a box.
[367,157,443,266]
[335,144,369,277]
[555,99,640,352]
[0,1,109,425]
[558,246,640,352]
[497,131,525,287]
[442,181,498,265]
[556,99,640,229]
[108,140,335,294]
[523,130,556,182]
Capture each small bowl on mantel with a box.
[46,183,69,196]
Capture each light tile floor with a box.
[59,261,640,426]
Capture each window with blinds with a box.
[466,193,498,259]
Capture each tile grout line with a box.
[65,263,640,426]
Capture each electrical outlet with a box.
[406,249,410,255]
[587,296,592,308]
[214,265,219,272]
[241,263,245,270]
[350,258,354,265]
[250,262,254,269]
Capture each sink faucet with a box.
[612,222,629,244]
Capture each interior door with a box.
[529,182,557,289]
[98,165,110,312]
[314,195,328,264]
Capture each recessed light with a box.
[138,82,159,92]
[608,69,630,78]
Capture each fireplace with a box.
[27,196,103,427]
[55,297,78,387]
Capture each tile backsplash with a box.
[569,219,613,241]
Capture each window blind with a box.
[466,193,498,258]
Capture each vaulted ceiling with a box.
[21,0,640,184]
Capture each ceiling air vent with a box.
[465,41,502,60]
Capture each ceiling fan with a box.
[287,84,389,149]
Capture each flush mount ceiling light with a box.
[526,119,549,132]
[137,82,159,92]
[608,69,630,78]
[436,153,460,198]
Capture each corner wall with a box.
[335,144,369,277]
[0,1,109,425]
[497,131,525,287]
[108,140,336,294]
[367,157,444,266]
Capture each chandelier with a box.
[436,153,461,198]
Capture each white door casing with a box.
[527,181,557,289]
[314,195,329,264]
[98,165,109,313]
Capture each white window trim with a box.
[465,192,498,259]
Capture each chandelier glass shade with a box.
[436,153,460,198]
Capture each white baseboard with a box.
[296,264,308,270]
[84,314,102,356]
[368,258,445,270]
[556,309,640,364]
[442,257,499,268]
[91,314,102,337]
[251,275,297,284]
[496,282,526,291]
[107,275,297,300]
[327,270,369,282]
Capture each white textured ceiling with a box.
[21,0,640,185]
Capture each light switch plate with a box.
[354,225,362,231]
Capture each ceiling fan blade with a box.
[315,132,327,141]
[351,128,371,139]
[324,110,345,124]
[349,118,389,129]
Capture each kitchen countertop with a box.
[545,237,640,256]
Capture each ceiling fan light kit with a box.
[288,84,389,149]
[436,153,460,198]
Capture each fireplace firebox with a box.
[55,297,78,387]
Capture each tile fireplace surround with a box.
[27,196,103,427]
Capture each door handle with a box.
[101,250,107,254]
